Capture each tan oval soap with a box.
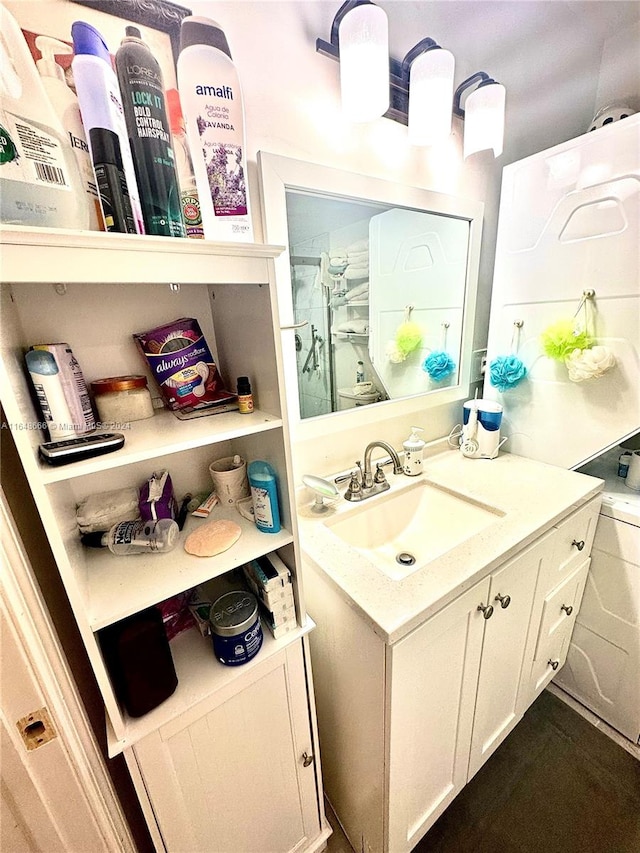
[184,519,241,557]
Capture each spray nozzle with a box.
[35,35,73,83]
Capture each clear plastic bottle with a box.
[81,518,179,554]
[35,35,103,231]
[0,6,88,229]
[166,88,203,239]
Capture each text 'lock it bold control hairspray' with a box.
[116,27,185,237]
[177,16,253,242]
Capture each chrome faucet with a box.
[363,440,403,487]
[336,440,404,501]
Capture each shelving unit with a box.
[1,226,328,852]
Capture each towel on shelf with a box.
[347,239,369,254]
[328,259,348,277]
[332,319,369,335]
[345,265,369,280]
[345,281,369,301]
[346,250,369,266]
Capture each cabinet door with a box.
[467,536,550,779]
[388,577,490,853]
[132,641,321,853]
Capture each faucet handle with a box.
[373,463,388,485]
[344,469,364,501]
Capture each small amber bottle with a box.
[237,376,254,414]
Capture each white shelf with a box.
[106,617,315,756]
[331,332,369,339]
[0,225,285,284]
[86,508,294,631]
[38,408,282,483]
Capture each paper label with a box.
[0,110,71,190]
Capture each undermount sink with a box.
[325,480,505,580]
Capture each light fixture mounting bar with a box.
[453,72,498,118]
[316,35,440,126]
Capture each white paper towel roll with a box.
[625,449,640,491]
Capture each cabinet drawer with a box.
[528,560,589,700]
[534,559,590,660]
[545,498,600,589]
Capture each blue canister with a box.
[209,591,263,666]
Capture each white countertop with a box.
[298,449,603,644]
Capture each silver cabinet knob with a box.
[477,602,494,620]
[548,659,560,671]
[571,539,585,551]
[302,751,314,767]
[494,593,511,609]
[561,604,573,616]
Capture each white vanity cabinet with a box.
[0,226,328,852]
[304,493,602,853]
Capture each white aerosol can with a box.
[177,16,253,242]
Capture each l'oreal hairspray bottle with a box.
[177,16,253,242]
[115,27,185,237]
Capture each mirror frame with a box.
[257,151,484,443]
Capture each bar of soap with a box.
[184,519,241,557]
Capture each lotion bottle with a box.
[35,35,103,230]
[0,5,88,229]
[71,21,145,234]
[177,16,253,241]
[403,426,425,476]
[248,460,281,533]
[115,27,185,237]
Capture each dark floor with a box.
[413,690,640,853]
[326,690,640,853]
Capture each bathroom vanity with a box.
[300,448,602,853]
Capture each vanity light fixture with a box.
[317,3,506,157]
[453,72,506,158]
[333,0,390,123]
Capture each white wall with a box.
[10,0,638,477]
[187,2,639,479]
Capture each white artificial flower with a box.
[565,346,616,382]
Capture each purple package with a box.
[133,317,236,411]
[139,471,178,522]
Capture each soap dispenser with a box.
[403,426,425,476]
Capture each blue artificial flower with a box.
[489,354,527,391]
[422,350,456,381]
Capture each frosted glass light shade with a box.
[463,82,506,158]
[408,48,455,146]
[338,4,389,123]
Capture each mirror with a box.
[258,153,483,436]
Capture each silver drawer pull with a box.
[561,604,573,616]
[494,593,511,609]
[548,659,560,671]
[477,602,494,620]
[571,539,585,551]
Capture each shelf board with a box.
[106,618,314,756]
[0,225,285,284]
[86,507,294,630]
[38,408,282,483]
